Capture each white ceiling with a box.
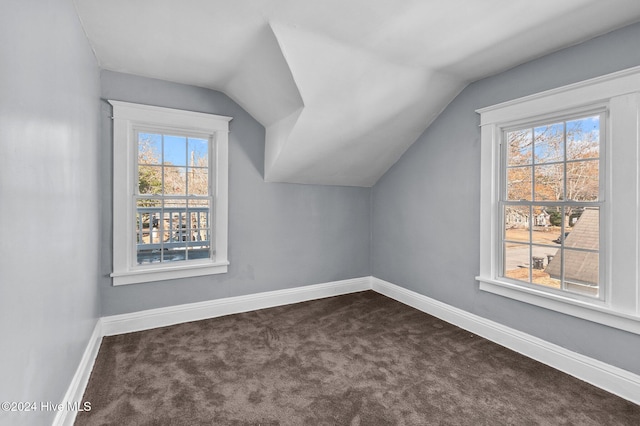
[74,0,640,187]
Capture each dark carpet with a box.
[76,291,640,425]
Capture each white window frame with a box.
[476,66,640,334]
[109,100,231,286]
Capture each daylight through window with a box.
[136,131,213,265]
[501,114,603,299]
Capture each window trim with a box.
[476,66,640,334]
[109,100,231,286]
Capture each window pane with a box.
[187,167,208,195]
[138,133,161,165]
[534,122,564,164]
[567,116,599,161]
[164,135,187,166]
[564,250,599,295]
[163,199,188,263]
[534,163,564,201]
[504,206,530,241]
[531,206,558,245]
[565,207,599,251]
[507,167,531,201]
[566,160,599,201]
[138,165,162,195]
[507,129,532,166]
[531,244,561,289]
[504,242,530,282]
[188,137,208,166]
[187,199,211,260]
[136,198,162,264]
[188,204,210,241]
[186,138,209,196]
[163,166,186,195]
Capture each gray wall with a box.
[372,22,640,375]
[0,0,102,425]
[99,71,371,316]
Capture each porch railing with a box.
[136,206,211,263]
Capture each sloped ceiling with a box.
[74,0,640,187]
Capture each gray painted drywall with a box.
[99,71,371,316]
[372,22,640,375]
[0,1,102,425]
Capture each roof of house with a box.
[545,207,599,285]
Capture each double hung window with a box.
[110,101,231,285]
[501,113,604,299]
[477,66,640,334]
[136,130,212,265]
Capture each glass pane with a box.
[138,165,162,195]
[187,167,208,195]
[504,242,530,283]
[187,138,209,195]
[507,167,531,201]
[186,199,211,260]
[531,206,558,245]
[504,206,530,241]
[534,122,564,164]
[138,133,161,165]
[163,199,188,263]
[188,137,209,166]
[164,199,187,236]
[534,163,564,201]
[163,166,186,195]
[564,249,599,296]
[163,135,187,166]
[531,244,561,289]
[567,116,599,161]
[188,199,210,229]
[566,160,599,201]
[507,129,532,166]
[565,207,599,250]
[136,198,162,264]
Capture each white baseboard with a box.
[101,276,371,336]
[371,276,640,406]
[52,320,103,426]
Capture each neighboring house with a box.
[505,208,529,229]
[535,210,551,227]
[505,208,550,228]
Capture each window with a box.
[476,66,640,334]
[110,101,231,285]
[501,113,604,300]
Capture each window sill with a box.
[476,276,640,335]
[111,261,229,286]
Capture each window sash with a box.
[498,112,605,301]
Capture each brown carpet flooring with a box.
[76,291,640,425]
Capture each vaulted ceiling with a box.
[74,0,640,187]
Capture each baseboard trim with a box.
[371,277,640,406]
[101,276,371,336]
[52,320,103,426]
